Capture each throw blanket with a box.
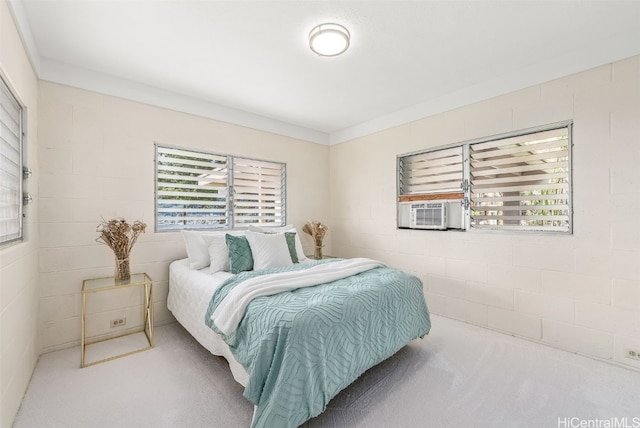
[211,258,384,336]
[205,258,431,428]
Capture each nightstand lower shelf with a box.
[83,330,152,367]
[81,273,154,368]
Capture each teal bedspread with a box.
[205,259,431,427]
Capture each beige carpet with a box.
[14,315,640,428]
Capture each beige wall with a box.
[329,56,640,370]
[0,0,40,425]
[37,81,330,352]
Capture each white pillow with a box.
[245,230,294,270]
[248,224,295,233]
[248,224,307,262]
[182,230,240,270]
[208,235,230,273]
[182,230,215,270]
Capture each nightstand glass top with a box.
[82,273,152,293]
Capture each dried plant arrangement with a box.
[96,218,146,281]
[302,221,328,260]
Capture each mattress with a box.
[167,258,249,386]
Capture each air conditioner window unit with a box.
[398,200,464,230]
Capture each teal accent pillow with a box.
[284,232,299,263]
[226,234,254,274]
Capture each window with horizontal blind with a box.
[0,75,24,245]
[470,126,571,233]
[155,145,286,231]
[398,146,464,198]
[397,121,573,233]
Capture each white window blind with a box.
[470,126,571,232]
[232,157,285,227]
[399,146,464,196]
[155,145,286,231]
[156,146,229,230]
[0,76,23,245]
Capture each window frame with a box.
[397,121,573,234]
[469,124,573,233]
[154,144,287,232]
[398,145,465,198]
[0,73,25,246]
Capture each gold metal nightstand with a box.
[81,273,154,367]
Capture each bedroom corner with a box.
[328,55,640,371]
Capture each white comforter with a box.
[167,259,249,386]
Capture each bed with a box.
[167,227,431,427]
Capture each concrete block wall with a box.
[37,81,330,353]
[329,55,640,370]
[0,0,40,425]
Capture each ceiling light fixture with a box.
[309,23,350,57]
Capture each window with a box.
[397,122,573,233]
[470,126,571,232]
[155,145,286,231]
[0,75,24,245]
[398,146,464,198]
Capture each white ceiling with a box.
[8,1,640,145]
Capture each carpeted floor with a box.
[14,315,640,428]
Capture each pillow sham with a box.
[248,224,307,261]
[248,224,295,233]
[208,236,230,273]
[226,234,254,274]
[245,230,295,270]
[182,230,223,270]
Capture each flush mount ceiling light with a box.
[309,23,350,57]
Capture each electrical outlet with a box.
[625,348,640,361]
[110,317,126,328]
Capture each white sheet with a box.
[211,258,384,336]
[167,258,250,386]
